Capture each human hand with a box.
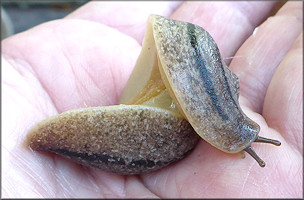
[2,1,302,198]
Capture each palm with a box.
[2,2,302,198]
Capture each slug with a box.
[27,14,281,174]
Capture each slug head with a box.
[233,117,281,167]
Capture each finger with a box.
[65,1,182,43]
[263,33,303,153]
[2,19,141,113]
[229,1,303,113]
[170,1,278,64]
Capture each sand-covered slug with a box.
[26,14,281,174]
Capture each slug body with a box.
[151,15,259,153]
[27,14,280,173]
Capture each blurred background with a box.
[1,0,89,40]
[1,1,287,40]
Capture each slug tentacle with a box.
[243,136,281,167]
[255,136,281,146]
[244,146,266,167]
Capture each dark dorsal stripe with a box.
[187,23,229,120]
[218,60,239,108]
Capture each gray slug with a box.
[27,14,281,174]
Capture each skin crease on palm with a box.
[1,1,302,198]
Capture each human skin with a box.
[2,1,302,198]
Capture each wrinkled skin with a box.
[2,1,302,198]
